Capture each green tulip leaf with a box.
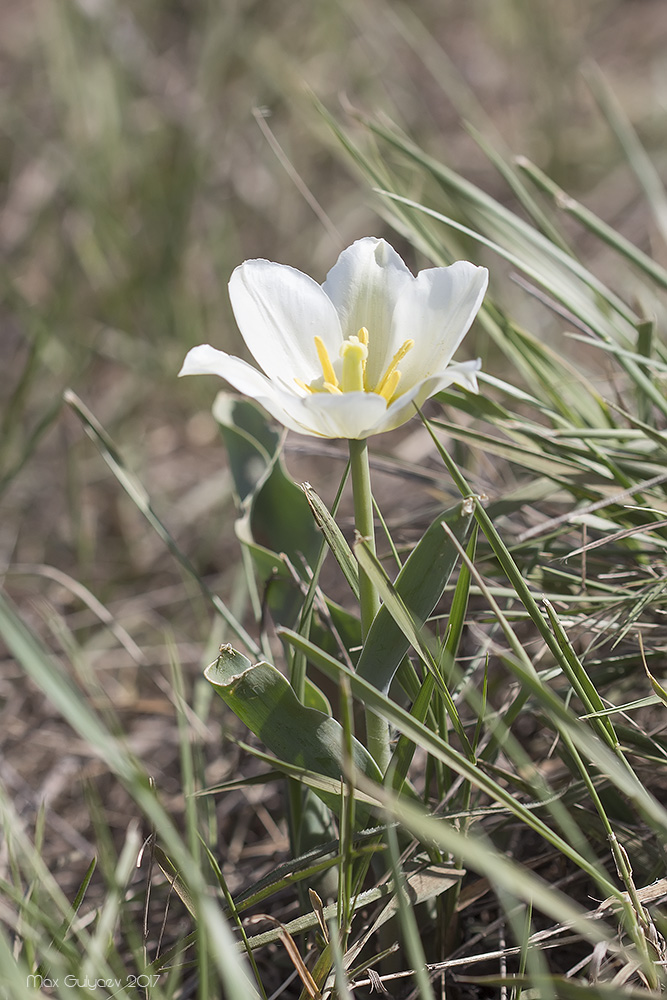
[212,391,279,502]
[213,392,322,628]
[355,502,474,694]
[205,645,383,815]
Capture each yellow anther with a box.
[340,337,368,393]
[306,329,411,405]
[378,369,401,402]
[314,336,338,389]
[375,339,414,395]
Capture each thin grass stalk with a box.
[385,821,435,1000]
[169,647,211,999]
[288,467,350,865]
[355,775,621,955]
[432,514,667,853]
[64,391,260,658]
[556,731,660,988]
[202,843,268,1000]
[279,628,620,896]
[0,593,259,997]
[515,155,667,293]
[338,672,357,947]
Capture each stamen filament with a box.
[375,338,414,395]
[378,369,401,402]
[306,329,411,405]
[314,336,338,388]
[358,327,369,388]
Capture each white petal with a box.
[370,360,482,435]
[322,237,413,387]
[229,259,342,385]
[179,345,317,435]
[390,262,488,390]
[302,391,394,440]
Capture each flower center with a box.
[295,328,414,405]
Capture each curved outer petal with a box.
[390,261,488,390]
[369,359,482,436]
[300,358,480,439]
[179,345,318,436]
[180,344,392,439]
[229,260,342,385]
[180,349,481,440]
[322,238,413,388]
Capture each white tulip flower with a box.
[179,237,488,439]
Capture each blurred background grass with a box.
[3,0,667,933]
[5,0,667,570]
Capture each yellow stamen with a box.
[375,339,414,395]
[314,337,338,389]
[305,328,411,405]
[378,369,401,402]
[340,336,368,393]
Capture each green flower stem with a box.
[348,437,390,774]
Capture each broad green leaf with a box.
[355,502,473,694]
[213,392,322,628]
[304,677,332,714]
[205,646,382,817]
[354,538,473,759]
[212,392,279,502]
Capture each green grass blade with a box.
[354,538,474,760]
[301,483,359,600]
[585,60,667,244]
[355,503,473,695]
[516,155,667,291]
[64,389,260,658]
[278,628,619,894]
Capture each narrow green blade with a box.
[355,503,473,694]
